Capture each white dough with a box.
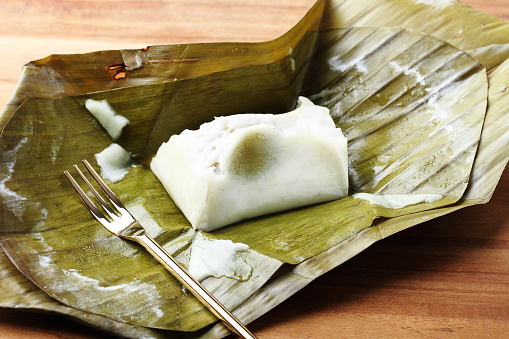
[187,232,251,282]
[150,96,349,231]
[85,99,130,140]
[353,193,443,209]
[95,143,133,183]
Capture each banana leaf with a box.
[1,0,509,338]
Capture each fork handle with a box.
[131,233,257,339]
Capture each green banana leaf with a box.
[1,0,508,338]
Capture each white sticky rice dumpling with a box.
[150,97,348,232]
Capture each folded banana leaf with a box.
[1,0,509,338]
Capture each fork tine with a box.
[82,159,127,212]
[64,170,108,223]
[72,164,119,220]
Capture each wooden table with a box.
[1,0,508,338]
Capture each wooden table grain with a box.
[0,0,508,338]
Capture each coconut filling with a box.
[150,96,349,232]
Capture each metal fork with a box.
[64,159,256,339]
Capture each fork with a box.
[64,159,256,339]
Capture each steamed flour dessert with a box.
[85,99,129,140]
[187,232,252,282]
[95,143,134,183]
[151,97,348,232]
[353,193,443,209]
